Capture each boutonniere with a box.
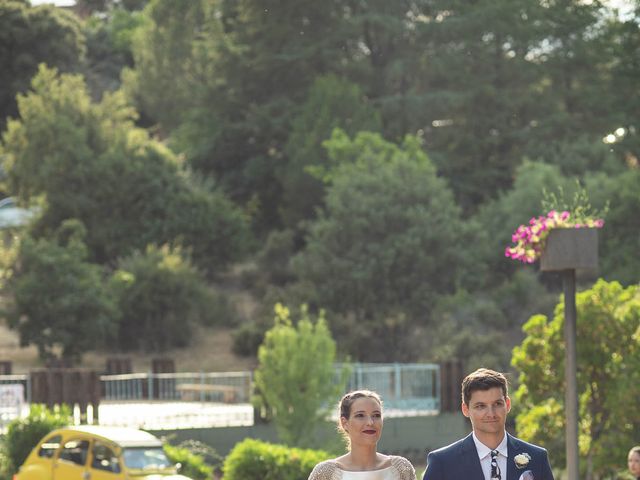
[514,453,531,469]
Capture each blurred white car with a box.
[0,197,36,228]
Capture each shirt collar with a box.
[472,431,508,459]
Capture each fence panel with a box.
[2,364,439,431]
[100,371,252,404]
[340,363,440,412]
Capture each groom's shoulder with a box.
[427,434,471,458]
[509,434,549,455]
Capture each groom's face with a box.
[461,387,511,437]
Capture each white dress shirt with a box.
[472,431,508,480]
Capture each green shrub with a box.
[232,321,267,356]
[3,404,71,473]
[223,438,331,480]
[110,244,218,352]
[254,304,348,447]
[0,441,13,480]
[163,442,214,480]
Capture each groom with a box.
[423,368,554,480]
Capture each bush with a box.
[223,438,330,480]
[163,442,215,480]
[2,404,71,474]
[0,443,13,480]
[231,321,267,357]
[110,244,217,352]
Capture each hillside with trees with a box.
[0,0,638,373]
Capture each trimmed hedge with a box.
[3,404,71,473]
[223,438,331,480]
[163,442,213,480]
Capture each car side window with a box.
[91,442,121,474]
[38,435,62,458]
[59,439,89,466]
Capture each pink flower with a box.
[506,209,604,264]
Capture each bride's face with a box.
[341,397,383,447]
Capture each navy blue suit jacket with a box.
[423,433,554,480]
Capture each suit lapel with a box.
[506,433,520,480]
[461,434,485,480]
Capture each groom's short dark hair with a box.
[461,368,508,406]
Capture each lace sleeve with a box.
[390,455,417,480]
[308,460,340,480]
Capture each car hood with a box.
[129,475,193,480]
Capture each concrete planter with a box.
[540,227,599,271]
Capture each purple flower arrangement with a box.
[505,210,605,264]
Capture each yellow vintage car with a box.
[13,425,194,480]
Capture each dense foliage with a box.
[1,404,71,476]
[2,65,251,272]
[513,280,640,480]
[7,221,118,362]
[0,0,637,441]
[292,130,468,360]
[0,1,85,131]
[163,441,215,480]
[111,244,228,351]
[222,438,330,480]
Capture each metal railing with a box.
[101,371,253,403]
[0,365,440,409]
[0,363,441,429]
[342,363,440,412]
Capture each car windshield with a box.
[122,447,171,470]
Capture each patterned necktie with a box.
[491,450,501,480]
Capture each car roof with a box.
[53,426,163,448]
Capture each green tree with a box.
[110,244,222,352]
[427,269,557,371]
[126,0,356,231]
[2,404,71,476]
[253,303,348,447]
[279,75,382,230]
[166,176,254,276]
[82,7,147,98]
[293,130,468,360]
[407,0,551,209]
[6,220,118,362]
[512,280,640,480]
[585,169,640,286]
[405,0,627,212]
[605,9,640,164]
[336,0,433,139]
[1,65,251,273]
[0,1,85,129]
[530,1,620,146]
[120,0,635,233]
[211,0,344,232]
[122,0,218,131]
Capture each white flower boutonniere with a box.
[514,453,531,469]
